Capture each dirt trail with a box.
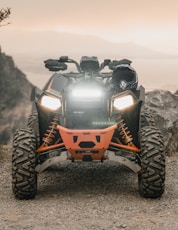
[0,146,178,230]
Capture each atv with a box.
[12,56,165,199]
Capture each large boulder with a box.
[145,90,178,154]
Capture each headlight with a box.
[113,95,134,110]
[41,95,61,110]
[72,88,102,99]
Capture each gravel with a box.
[0,145,178,230]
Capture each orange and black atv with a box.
[12,56,165,199]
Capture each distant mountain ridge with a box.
[1,30,177,59]
[1,30,178,91]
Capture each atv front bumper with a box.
[36,125,140,161]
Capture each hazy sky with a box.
[1,0,178,55]
[1,0,178,92]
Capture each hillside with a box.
[0,49,33,144]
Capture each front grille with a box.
[65,108,109,129]
[65,98,109,129]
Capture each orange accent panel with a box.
[57,125,117,160]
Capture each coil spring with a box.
[43,115,59,145]
[116,115,133,145]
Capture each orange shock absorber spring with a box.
[43,115,59,145]
[116,115,133,145]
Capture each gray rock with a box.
[145,90,178,154]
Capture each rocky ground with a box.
[0,145,178,230]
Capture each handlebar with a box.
[44,56,112,74]
[44,56,132,78]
